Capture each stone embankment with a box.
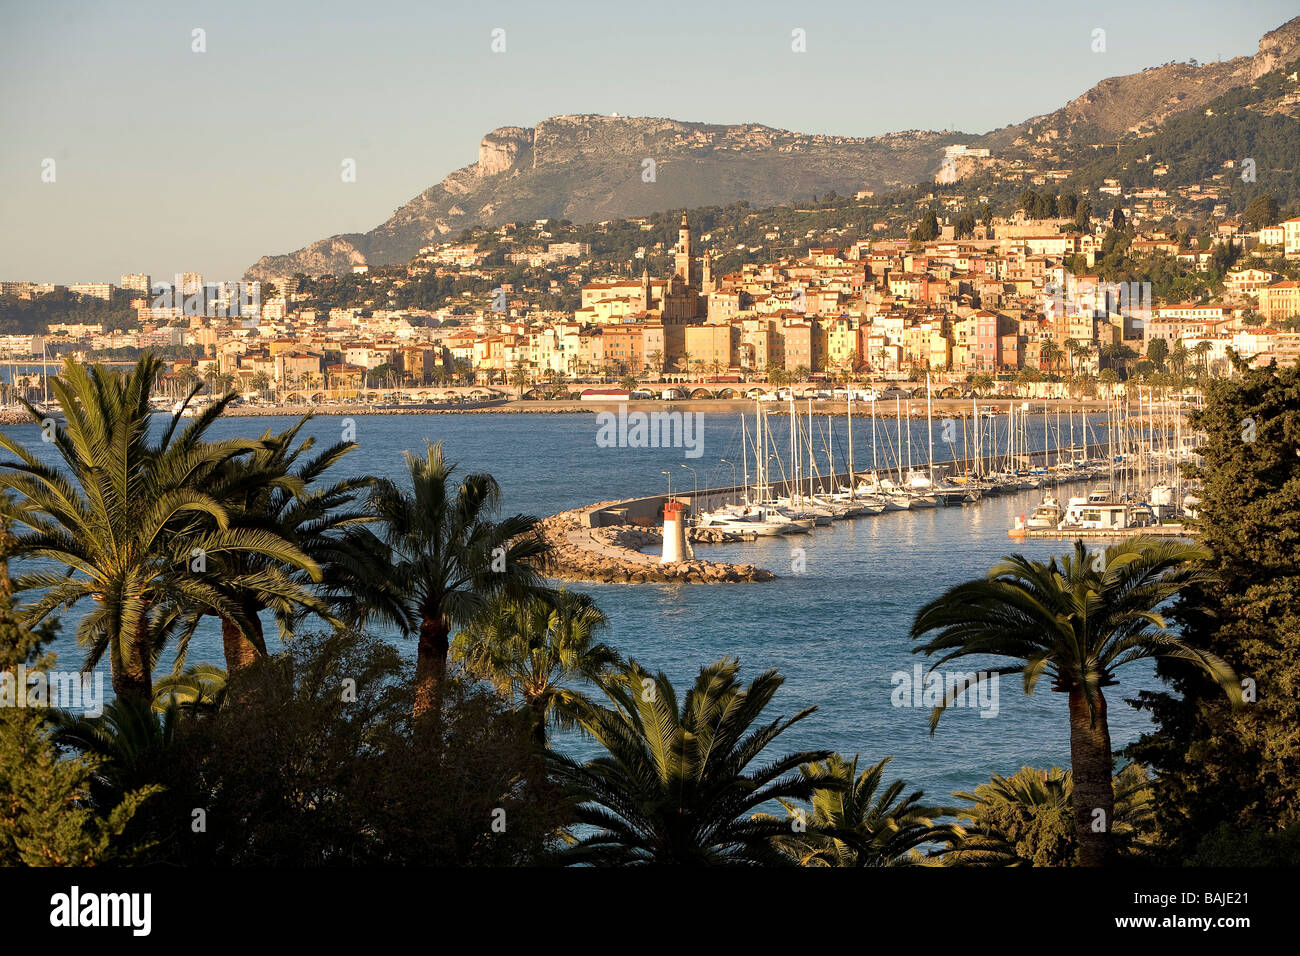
[538,502,775,584]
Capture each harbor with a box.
[546,385,1202,581]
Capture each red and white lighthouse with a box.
[661,499,687,564]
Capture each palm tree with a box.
[546,658,838,865]
[0,357,317,704]
[910,537,1237,866]
[1170,341,1190,382]
[760,753,959,866]
[451,589,622,746]
[1039,341,1062,375]
[942,763,1156,866]
[369,441,551,724]
[1192,341,1213,378]
[1063,339,1084,376]
[942,766,1074,866]
[192,415,401,673]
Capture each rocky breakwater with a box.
[537,502,775,584]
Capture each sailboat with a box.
[31,343,66,422]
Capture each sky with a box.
[1,0,1296,283]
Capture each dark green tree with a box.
[1244,193,1280,230]
[910,211,940,242]
[1127,362,1300,861]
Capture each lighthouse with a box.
[661,499,688,564]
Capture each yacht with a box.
[695,504,811,536]
[1025,495,1063,529]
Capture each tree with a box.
[940,763,1155,866]
[1039,341,1062,375]
[1110,204,1127,231]
[368,441,551,725]
[1169,340,1190,381]
[547,658,837,865]
[1192,341,1213,378]
[1074,200,1093,232]
[0,516,157,865]
[509,359,529,398]
[910,210,940,242]
[194,416,400,673]
[1244,193,1280,230]
[452,589,621,747]
[0,357,314,704]
[1145,337,1169,371]
[910,538,1237,866]
[761,754,958,866]
[1126,363,1300,860]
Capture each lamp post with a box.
[720,457,737,505]
[681,463,697,502]
[660,470,672,497]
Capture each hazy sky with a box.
[2,0,1295,283]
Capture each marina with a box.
[663,384,1202,561]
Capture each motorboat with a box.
[695,504,811,536]
[1025,495,1063,529]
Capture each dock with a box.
[1009,524,1191,540]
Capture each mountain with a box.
[999,16,1300,148]
[245,17,1300,281]
[244,118,964,280]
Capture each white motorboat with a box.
[1025,495,1063,529]
[696,504,809,536]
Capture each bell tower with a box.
[674,211,693,287]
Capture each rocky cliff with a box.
[244,116,959,280]
[245,17,1300,280]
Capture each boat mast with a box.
[847,390,855,499]
[741,413,749,507]
[926,373,935,486]
[789,393,798,505]
[871,393,878,476]
[807,398,815,499]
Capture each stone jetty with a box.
[537,501,775,584]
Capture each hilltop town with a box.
[4,50,1300,401]
[3,198,1299,403]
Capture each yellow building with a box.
[684,323,736,374]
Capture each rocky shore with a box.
[537,502,775,584]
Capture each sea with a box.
[3,407,1162,802]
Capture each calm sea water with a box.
[5,408,1159,802]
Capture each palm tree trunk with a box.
[528,698,549,749]
[116,616,153,705]
[1068,689,1114,867]
[220,607,263,673]
[414,614,450,723]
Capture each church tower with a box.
[701,252,713,294]
[640,265,653,311]
[674,211,693,288]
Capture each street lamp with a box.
[720,458,737,504]
[660,470,672,497]
[681,463,697,501]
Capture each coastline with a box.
[0,395,1126,426]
